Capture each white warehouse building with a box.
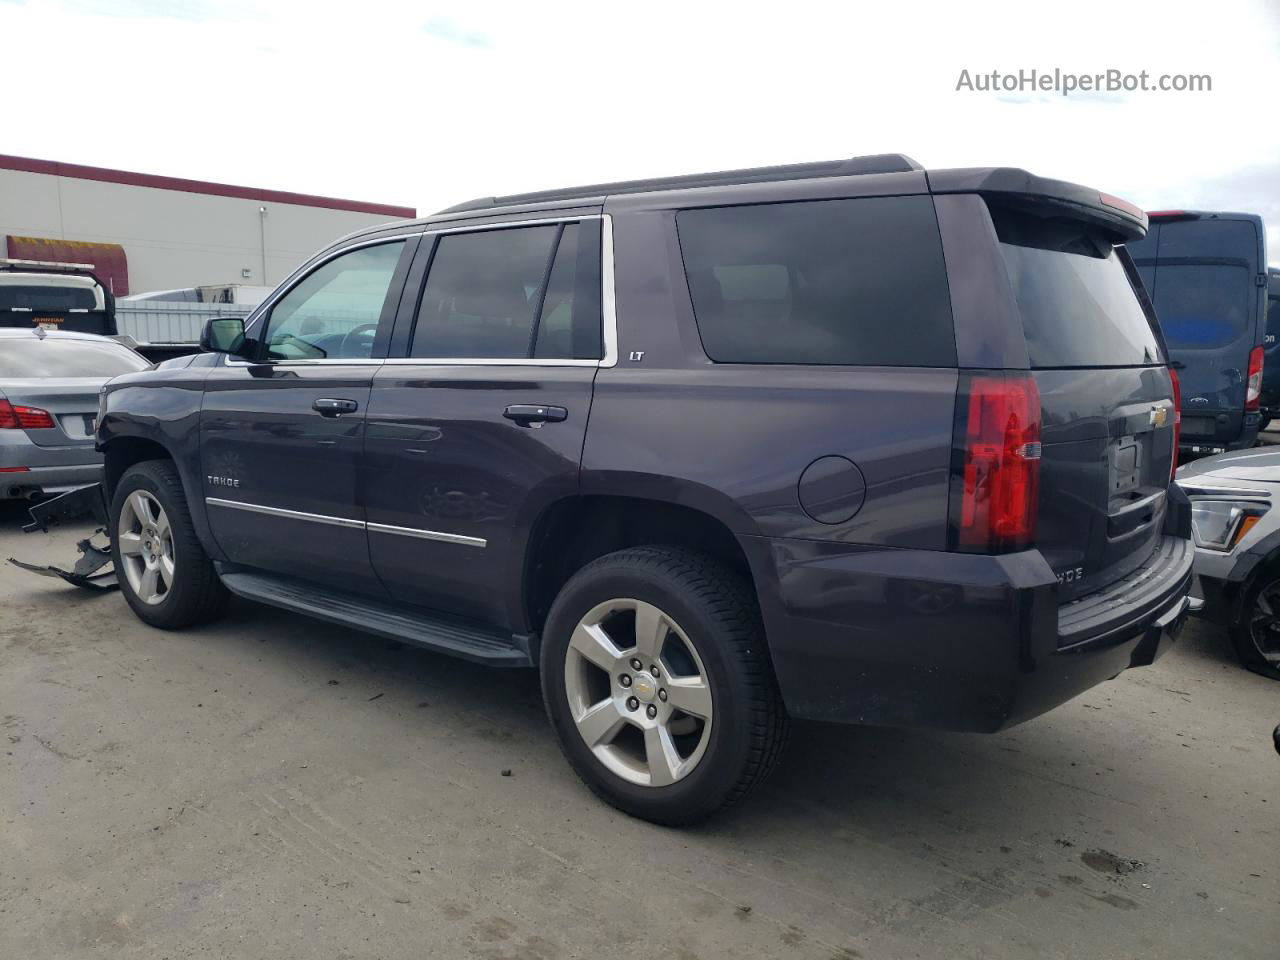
[0,154,416,297]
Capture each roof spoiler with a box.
[927,168,1148,243]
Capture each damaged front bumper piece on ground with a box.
[6,483,117,590]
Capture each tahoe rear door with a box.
[993,206,1177,602]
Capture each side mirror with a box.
[200,317,247,355]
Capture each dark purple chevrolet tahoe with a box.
[87,154,1194,823]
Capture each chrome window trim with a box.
[367,521,486,548]
[381,357,598,367]
[206,497,365,529]
[600,213,618,367]
[227,214,616,370]
[206,497,487,547]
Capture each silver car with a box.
[0,328,150,499]
[1176,448,1280,679]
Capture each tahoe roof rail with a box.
[436,153,924,214]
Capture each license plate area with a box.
[1181,416,1216,437]
[1110,435,1142,496]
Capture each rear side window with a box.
[0,338,149,377]
[411,221,602,361]
[676,196,956,366]
[994,209,1162,368]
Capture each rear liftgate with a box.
[6,483,117,590]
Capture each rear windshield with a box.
[0,284,98,311]
[994,209,1162,368]
[1127,219,1261,352]
[1149,264,1251,350]
[0,339,149,378]
[675,196,956,366]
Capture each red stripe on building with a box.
[0,154,416,219]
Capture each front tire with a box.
[540,546,788,825]
[111,460,228,629]
[1233,568,1280,680]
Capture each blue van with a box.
[1126,211,1269,453]
[1261,267,1280,430]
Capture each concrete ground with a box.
[1,506,1276,960]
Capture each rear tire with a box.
[1232,566,1280,680]
[110,460,228,630]
[540,545,788,825]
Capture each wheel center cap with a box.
[631,673,657,702]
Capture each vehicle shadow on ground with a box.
[1,496,1252,842]
[186,591,1231,834]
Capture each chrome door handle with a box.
[313,398,359,417]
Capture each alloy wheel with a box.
[1247,580,1280,664]
[117,490,175,605]
[563,598,714,787]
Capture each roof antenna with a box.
[33,324,47,339]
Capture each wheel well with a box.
[102,438,173,500]
[523,496,755,632]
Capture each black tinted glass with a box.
[533,224,580,359]
[412,227,558,359]
[1156,219,1258,266]
[0,338,149,377]
[994,208,1162,368]
[0,285,98,311]
[676,196,955,366]
[1151,264,1252,350]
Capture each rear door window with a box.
[994,209,1162,368]
[410,221,602,360]
[675,196,956,366]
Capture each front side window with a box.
[261,241,406,361]
[410,221,602,360]
[676,196,956,366]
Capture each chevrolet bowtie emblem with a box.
[1149,405,1168,428]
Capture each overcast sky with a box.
[2,0,1278,262]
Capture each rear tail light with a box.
[950,374,1041,553]
[1169,367,1182,479]
[1246,346,1264,411]
[0,399,55,429]
[0,466,30,473]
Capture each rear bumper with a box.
[744,533,1194,733]
[0,433,102,498]
[0,462,103,498]
[1179,410,1261,454]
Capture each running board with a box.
[217,569,533,667]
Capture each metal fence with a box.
[115,300,251,345]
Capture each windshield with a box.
[0,338,150,377]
